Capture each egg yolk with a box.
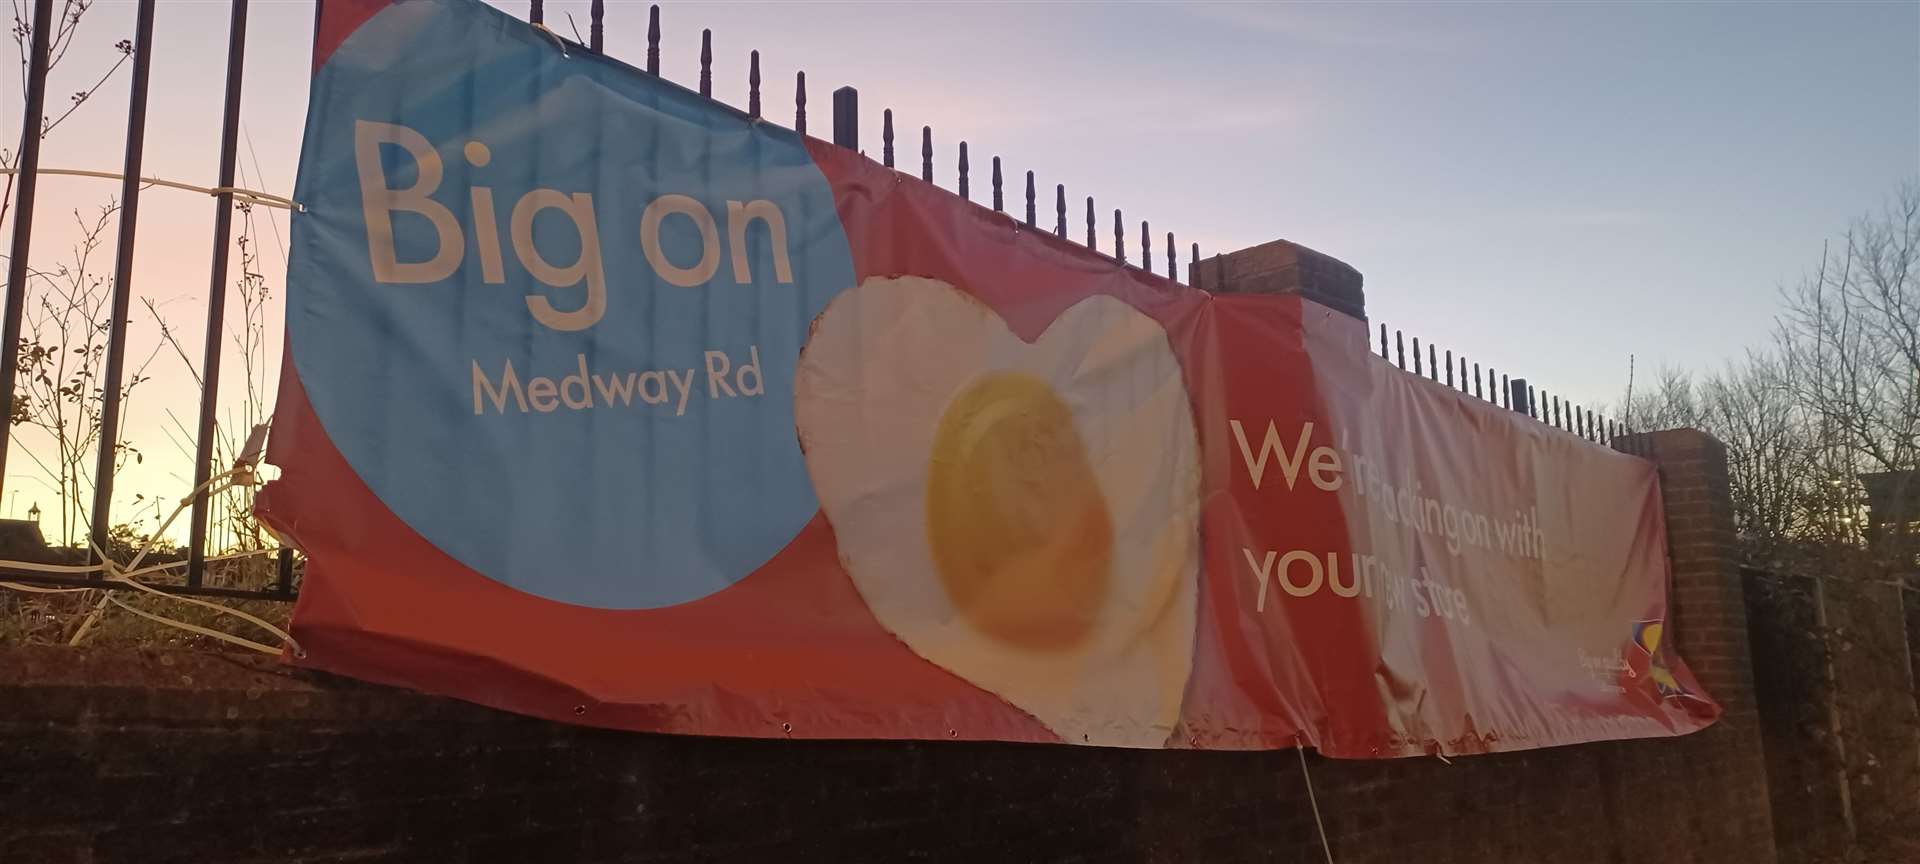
[926,371,1112,651]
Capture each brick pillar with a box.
[1615,429,1778,862]
[1191,238,1366,321]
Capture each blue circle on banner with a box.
[285,0,853,609]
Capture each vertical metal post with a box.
[1113,210,1124,262]
[957,143,969,199]
[920,126,931,182]
[882,110,894,167]
[1509,378,1529,414]
[1379,324,1388,358]
[275,546,294,596]
[698,29,711,97]
[794,71,805,135]
[747,51,760,118]
[0,0,56,496]
[1413,338,1423,376]
[1055,185,1067,237]
[529,0,542,25]
[1024,173,1036,227]
[1165,232,1175,280]
[186,0,250,589]
[832,86,857,149]
[589,0,603,53]
[1085,197,1094,249]
[89,0,158,564]
[646,5,660,75]
[991,158,1003,211]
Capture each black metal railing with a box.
[1371,320,1627,448]
[0,0,1628,601]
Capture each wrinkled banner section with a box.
[258,0,1719,757]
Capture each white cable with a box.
[0,434,303,657]
[0,167,301,211]
[1296,736,1337,864]
[104,594,281,656]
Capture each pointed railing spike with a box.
[795,71,806,134]
[1025,172,1036,227]
[1191,243,1201,287]
[589,0,603,52]
[1114,210,1125,263]
[1473,362,1483,399]
[1085,197,1096,248]
[1428,344,1437,380]
[1055,185,1067,237]
[1379,323,1389,358]
[1459,357,1469,393]
[747,50,761,118]
[1529,385,1538,419]
[1395,331,1406,370]
[1139,221,1149,270]
[958,142,969,199]
[1166,232,1175,280]
[646,6,660,75]
[699,29,711,97]
[1445,350,1454,387]
[992,158,1004,211]
[1413,338,1423,376]
[882,110,894,167]
[920,126,932,183]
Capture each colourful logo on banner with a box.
[286,0,855,608]
[1632,619,1691,698]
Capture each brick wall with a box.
[0,428,1781,864]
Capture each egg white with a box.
[794,275,1201,747]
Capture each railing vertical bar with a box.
[1055,185,1067,238]
[0,0,55,496]
[89,0,159,566]
[187,0,252,589]
[1528,385,1538,419]
[1412,338,1423,376]
[529,0,542,24]
[747,50,760,118]
[881,109,893,167]
[1472,362,1482,399]
[831,86,857,149]
[992,158,1003,211]
[1113,210,1125,263]
[957,142,969,199]
[589,0,603,53]
[275,547,294,597]
[1427,344,1437,381]
[1395,331,1406,370]
[1379,324,1388,358]
[646,5,660,75]
[1139,221,1149,270]
[698,29,711,97]
[1444,350,1454,387]
[794,71,805,135]
[1024,172,1037,228]
[1191,243,1200,288]
[1085,197,1095,248]
[1165,232,1175,280]
[920,126,932,183]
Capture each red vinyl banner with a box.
[260,0,1718,757]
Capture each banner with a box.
[262,0,1718,756]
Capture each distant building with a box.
[0,517,49,562]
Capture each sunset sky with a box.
[4,0,1916,541]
